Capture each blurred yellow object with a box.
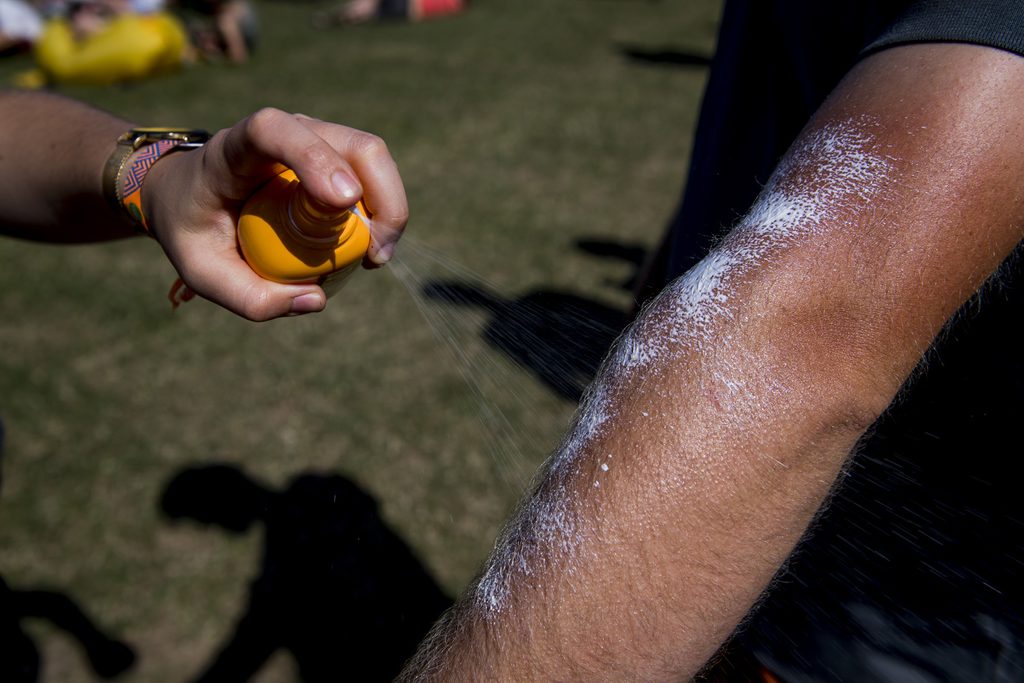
[31,13,187,86]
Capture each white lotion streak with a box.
[475,117,895,615]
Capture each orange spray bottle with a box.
[237,169,371,297]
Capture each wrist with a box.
[138,148,194,243]
[102,128,210,235]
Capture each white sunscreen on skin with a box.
[476,117,895,615]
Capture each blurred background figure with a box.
[121,0,166,12]
[0,0,42,54]
[172,0,256,63]
[313,0,464,28]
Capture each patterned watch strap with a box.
[119,139,184,235]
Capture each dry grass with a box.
[0,0,720,679]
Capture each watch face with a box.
[133,128,209,136]
[124,128,211,148]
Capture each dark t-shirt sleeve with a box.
[865,0,1024,59]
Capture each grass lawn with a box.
[0,0,720,680]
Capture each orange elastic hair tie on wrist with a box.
[119,138,182,234]
[120,138,199,309]
[104,128,210,235]
[105,128,209,309]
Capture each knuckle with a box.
[244,107,284,140]
[391,204,411,227]
[241,282,276,322]
[374,194,409,228]
[351,131,389,158]
[296,142,332,172]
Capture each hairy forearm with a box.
[406,182,893,681]
[0,90,136,241]
[403,44,1024,681]
[410,344,872,679]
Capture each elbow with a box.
[741,260,926,444]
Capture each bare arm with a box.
[401,43,1024,681]
[0,91,134,242]
[215,1,250,64]
[0,91,408,320]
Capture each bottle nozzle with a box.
[289,186,355,240]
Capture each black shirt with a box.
[662,2,1024,680]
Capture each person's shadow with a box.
[617,44,713,68]
[159,465,452,682]
[0,576,137,682]
[420,238,644,403]
[0,421,136,682]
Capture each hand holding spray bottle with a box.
[237,169,372,297]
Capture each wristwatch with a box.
[102,127,211,222]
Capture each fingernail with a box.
[375,242,396,264]
[332,171,360,203]
[290,292,324,314]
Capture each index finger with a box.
[215,108,365,206]
[297,116,409,265]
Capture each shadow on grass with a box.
[0,577,137,682]
[0,423,136,682]
[575,238,648,292]
[160,465,451,683]
[421,238,644,403]
[617,44,712,68]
